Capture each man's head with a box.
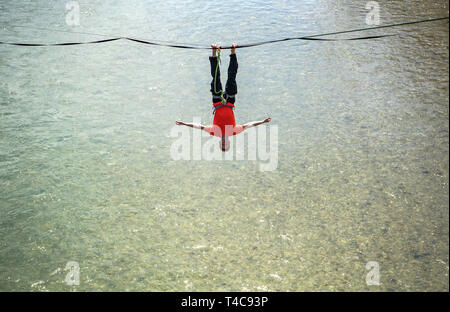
[221,135,230,152]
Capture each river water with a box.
[0,0,448,291]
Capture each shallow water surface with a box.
[0,0,449,291]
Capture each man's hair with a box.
[221,135,230,152]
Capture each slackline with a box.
[0,16,448,49]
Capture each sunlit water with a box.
[0,0,448,291]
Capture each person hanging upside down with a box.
[176,43,271,152]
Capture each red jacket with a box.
[204,102,244,137]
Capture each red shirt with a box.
[204,102,245,137]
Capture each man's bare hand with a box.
[243,117,272,130]
[175,121,205,130]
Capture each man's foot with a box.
[231,43,237,55]
[211,44,219,57]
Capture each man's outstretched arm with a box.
[176,121,206,130]
[242,117,271,130]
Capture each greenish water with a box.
[0,0,448,291]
